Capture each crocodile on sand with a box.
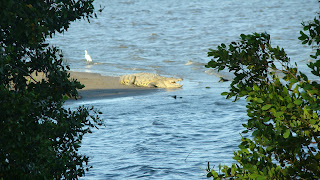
[120,73,183,88]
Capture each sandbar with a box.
[69,71,161,99]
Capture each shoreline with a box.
[69,71,161,99]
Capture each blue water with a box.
[49,0,319,179]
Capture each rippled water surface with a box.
[50,0,319,179]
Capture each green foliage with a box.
[205,13,320,179]
[0,0,103,179]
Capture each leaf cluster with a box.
[205,15,320,179]
[206,32,290,101]
[0,0,103,179]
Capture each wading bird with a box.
[85,50,92,62]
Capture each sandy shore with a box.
[69,71,160,99]
[70,71,130,90]
[28,71,161,99]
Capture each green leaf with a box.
[221,92,228,96]
[252,130,260,136]
[287,103,295,109]
[257,176,267,180]
[290,78,298,84]
[266,146,274,151]
[238,144,246,149]
[275,111,284,117]
[242,130,249,133]
[262,104,272,110]
[208,170,219,178]
[256,98,264,103]
[253,84,260,91]
[283,129,290,138]
[294,99,303,105]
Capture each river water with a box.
[48,0,319,179]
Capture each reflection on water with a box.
[52,0,319,179]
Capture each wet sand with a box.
[69,71,160,99]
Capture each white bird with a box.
[85,50,92,62]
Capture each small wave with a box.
[205,69,234,80]
[185,60,206,66]
[69,96,135,106]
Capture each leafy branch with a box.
[205,14,320,179]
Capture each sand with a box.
[69,71,160,99]
[70,71,129,90]
[27,71,160,99]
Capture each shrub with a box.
[0,0,103,179]
[205,13,320,179]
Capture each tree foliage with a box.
[0,0,103,179]
[205,12,320,179]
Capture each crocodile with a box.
[120,73,183,88]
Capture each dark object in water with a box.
[219,77,229,82]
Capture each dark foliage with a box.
[206,11,320,180]
[0,0,103,179]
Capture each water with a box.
[49,0,319,179]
